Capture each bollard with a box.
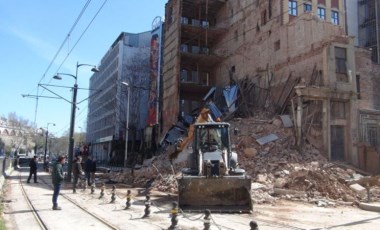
[83,179,88,191]
[125,190,132,210]
[99,183,105,199]
[203,209,211,230]
[168,202,179,230]
[249,220,258,230]
[90,184,95,194]
[142,195,151,218]
[110,185,116,203]
[366,183,371,203]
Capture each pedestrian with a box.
[27,156,38,183]
[84,156,94,186]
[90,157,97,186]
[51,155,65,210]
[72,156,83,193]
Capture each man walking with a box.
[27,156,38,183]
[52,155,65,210]
[72,156,83,193]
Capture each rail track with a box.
[13,169,118,230]
[4,167,351,230]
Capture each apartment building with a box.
[162,0,380,172]
[86,32,151,165]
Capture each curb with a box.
[358,202,380,212]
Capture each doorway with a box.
[330,125,345,161]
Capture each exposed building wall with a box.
[162,0,181,134]
[161,0,380,169]
[355,47,380,110]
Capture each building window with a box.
[317,7,326,20]
[261,10,267,25]
[289,1,297,16]
[304,4,312,12]
[331,11,339,25]
[274,40,280,51]
[268,0,272,18]
[180,69,188,82]
[335,47,348,82]
[356,75,361,99]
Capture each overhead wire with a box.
[32,0,108,135]
[34,0,92,92]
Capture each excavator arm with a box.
[169,108,213,160]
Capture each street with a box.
[1,167,380,230]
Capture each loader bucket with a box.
[178,176,252,213]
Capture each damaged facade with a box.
[162,0,380,174]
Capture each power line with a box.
[31,0,109,136]
[34,0,93,91]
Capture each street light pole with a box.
[121,82,130,167]
[54,62,98,182]
[43,122,55,171]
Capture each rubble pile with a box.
[100,111,380,206]
[228,113,380,204]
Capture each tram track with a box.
[13,169,119,230]
[8,167,374,230]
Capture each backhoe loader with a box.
[170,108,252,212]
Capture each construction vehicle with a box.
[170,108,252,212]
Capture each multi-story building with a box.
[86,32,151,165]
[162,0,380,173]
[357,0,380,63]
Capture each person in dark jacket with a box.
[84,156,94,186]
[72,156,83,193]
[51,155,65,210]
[27,156,38,183]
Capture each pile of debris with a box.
[99,111,380,206]
[228,113,380,205]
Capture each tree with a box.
[119,48,150,165]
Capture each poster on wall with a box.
[147,17,162,126]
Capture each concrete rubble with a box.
[98,110,380,208]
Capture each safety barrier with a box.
[76,183,259,230]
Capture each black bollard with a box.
[203,209,211,230]
[142,195,151,218]
[250,220,258,230]
[169,202,179,230]
[90,184,95,194]
[125,190,132,209]
[110,185,116,203]
[99,183,105,199]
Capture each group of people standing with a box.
[27,154,97,211]
[72,156,97,193]
[52,155,97,210]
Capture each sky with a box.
[0,0,167,137]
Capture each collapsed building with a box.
[161,0,380,174]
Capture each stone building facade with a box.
[162,0,380,173]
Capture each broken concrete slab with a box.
[256,133,279,145]
[279,115,293,127]
[349,183,366,194]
